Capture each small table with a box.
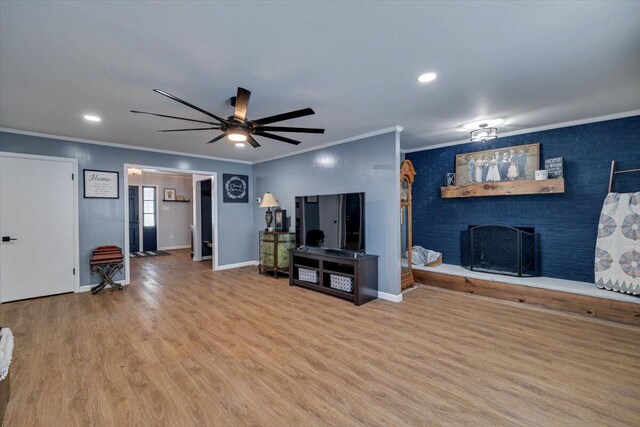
[90,246,124,294]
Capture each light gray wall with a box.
[253,130,401,295]
[128,173,193,250]
[0,131,254,286]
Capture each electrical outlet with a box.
[256,197,261,204]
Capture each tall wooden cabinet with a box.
[401,160,416,289]
[259,231,296,277]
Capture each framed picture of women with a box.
[454,143,540,186]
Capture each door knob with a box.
[2,236,17,242]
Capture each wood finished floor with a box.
[1,249,639,426]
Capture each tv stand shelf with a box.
[289,248,378,305]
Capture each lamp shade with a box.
[259,192,280,208]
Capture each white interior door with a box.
[0,154,76,302]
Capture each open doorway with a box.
[123,165,217,285]
[193,175,214,262]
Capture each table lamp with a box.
[259,192,280,231]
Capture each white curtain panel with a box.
[595,192,640,295]
[0,328,13,381]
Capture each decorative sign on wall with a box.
[83,169,119,199]
[223,174,249,203]
[545,157,564,179]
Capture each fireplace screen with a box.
[461,225,539,277]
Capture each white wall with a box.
[253,130,401,296]
[129,173,193,250]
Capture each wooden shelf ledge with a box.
[441,178,564,198]
[413,268,640,326]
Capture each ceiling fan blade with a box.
[206,134,226,144]
[158,127,220,132]
[131,110,218,125]
[254,131,301,145]
[247,135,261,148]
[250,108,315,126]
[153,89,227,124]
[255,126,324,134]
[234,87,251,121]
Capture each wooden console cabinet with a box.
[259,231,296,277]
[289,248,378,306]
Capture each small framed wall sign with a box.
[223,174,249,203]
[544,157,564,179]
[83,169,119,199]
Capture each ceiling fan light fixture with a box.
[235,142,245,148]
[132,87,323,148]
[470,123,498,142]
[228,131,248,142]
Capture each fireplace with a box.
[461,225,539,277]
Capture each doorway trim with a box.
[0,151,80,293]
[123,164,218,285]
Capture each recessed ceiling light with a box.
[83,114,101,122]
[235,143,245,148]
[463,118,505,130]
[417,72,437,83]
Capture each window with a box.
[142,186,156,227]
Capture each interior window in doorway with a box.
[143,186,156,227]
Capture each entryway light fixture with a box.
[470,123,498,142]
[128,167,142,176]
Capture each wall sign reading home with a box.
[83,169,119,199]
[223,174,249,203]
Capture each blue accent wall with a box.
[406,115,640,283]
[253,130,401,295]
[0,131,254,286]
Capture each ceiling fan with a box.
[131,87,324,148]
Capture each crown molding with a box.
[253,126,404,164]
[401,110,640,154]
[1,125,404,165]
[0,127,253,164]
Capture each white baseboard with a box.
[378,291,403,302]
[217,260,259,271]
[200,255,212,261]
[158,245,190,250]
[78,280,127,293]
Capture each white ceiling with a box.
[1,1,639,162]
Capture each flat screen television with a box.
[295,193,365,252]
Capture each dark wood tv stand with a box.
[289,248,378,305]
